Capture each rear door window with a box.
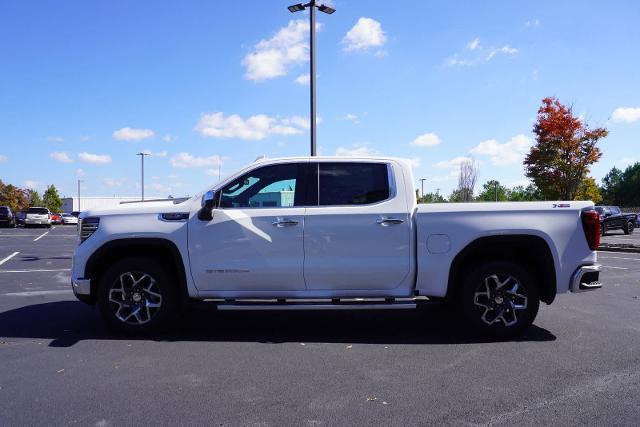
[317,162,390,206]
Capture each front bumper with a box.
[570,265,602,292]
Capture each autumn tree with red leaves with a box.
[524,97,607,200]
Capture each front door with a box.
[303,161,412,291]
[188,162,308,292]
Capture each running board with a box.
[213,298,426,311]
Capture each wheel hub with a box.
[108,271,163,325]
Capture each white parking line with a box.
[0,268,71,273]
[599,256,640,262]
[0,251,19,266]
[4,290,71,297]
[601,265,628,270]
[598,250,640,256]
[33,231,49,241]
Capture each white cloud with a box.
[342,113,358,121]
[50,151,73,163]
[103,178,125,187]
[294,73,310,85]
[525,19,540,28]
[445,39,518,67]
[617,157,637,168]
[75,168,86,178]
[433,156,473,169]
[47,136,64,142]
[162,134,176,142]
[243,19,320,82]
[141,149,168,157]
[335,143,381,157]
[411,132,441,147]
[24,180,45,190]
[611,107,640,123]
[205,168,221,177]
[406,157,421,169]
[170,152,223,168]
[112,127,155,141]
[195,112,310,140]
[78,152,112,164]
[469,134,532,166]
[0,154,8,163]
[343,17,387,52]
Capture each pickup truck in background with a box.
[71,157,603,339]
[596,206,637,235]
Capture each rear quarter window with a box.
[28,208,49,215]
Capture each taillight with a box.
[581,210,600,251]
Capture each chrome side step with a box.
[213,297,426,311]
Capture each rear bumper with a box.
[25,218,50,225]
[570,264,602,292]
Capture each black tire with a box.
[97,257,177,334]
[457,261,540,339]
[625,221,634,235]
[601,224,606,236]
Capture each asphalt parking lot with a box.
[601,228,640,245]
[1,226,639,425]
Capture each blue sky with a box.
[1,0,639,198]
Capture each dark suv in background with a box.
[0,206,17,227]
[596,206,637,235]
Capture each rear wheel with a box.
[625,221,634,235]
[98,258,177,334]
[458,261,540,339]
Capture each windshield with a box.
[595,207,604,214]
[0,207,8,214]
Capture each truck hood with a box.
[79,197,195,218]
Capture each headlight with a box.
[79,217,100,243]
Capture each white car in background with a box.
[24,207,52,228]
[61,213,78,225]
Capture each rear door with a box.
[303,161,412,291]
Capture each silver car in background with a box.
[61,213,78,225]
[25,207,52,228]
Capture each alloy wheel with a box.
[108,272,163,325]
[473,274,528,327]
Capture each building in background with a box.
[250,191,294,207]
[61,196,158,213]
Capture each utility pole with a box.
[419,178,427,200]
[77,179,82,211]
[136,152,150,201]
[288,1,335,156]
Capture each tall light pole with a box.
[136,152,150,201]
[419,178,427,200]
[77,179,83,212]
[288,1,335,156]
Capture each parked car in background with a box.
[51,213,63,225]
[71,211,80,218]
[0,206,17,227]
[61,213,78,225]
[595,206,637,235]
[15,211,26,226]
[25,207,52,228]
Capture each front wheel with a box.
[98,258,177,334]
[458,261,540,339]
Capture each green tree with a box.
[477,180,509,202]
[28,189,44,207]
[574,176,602,204]
[422,191,447,203]
[600,166,623,205]
[42,185,63,212]
[508,184,544,201]
[616,162,640,206]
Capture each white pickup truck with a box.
[71,157,602,338]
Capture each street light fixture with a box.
[288,0,336,156]
[136,152,150,201]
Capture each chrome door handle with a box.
[376,217,404,226]
[272,218,299,227]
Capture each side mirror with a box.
[198,190,217,221]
